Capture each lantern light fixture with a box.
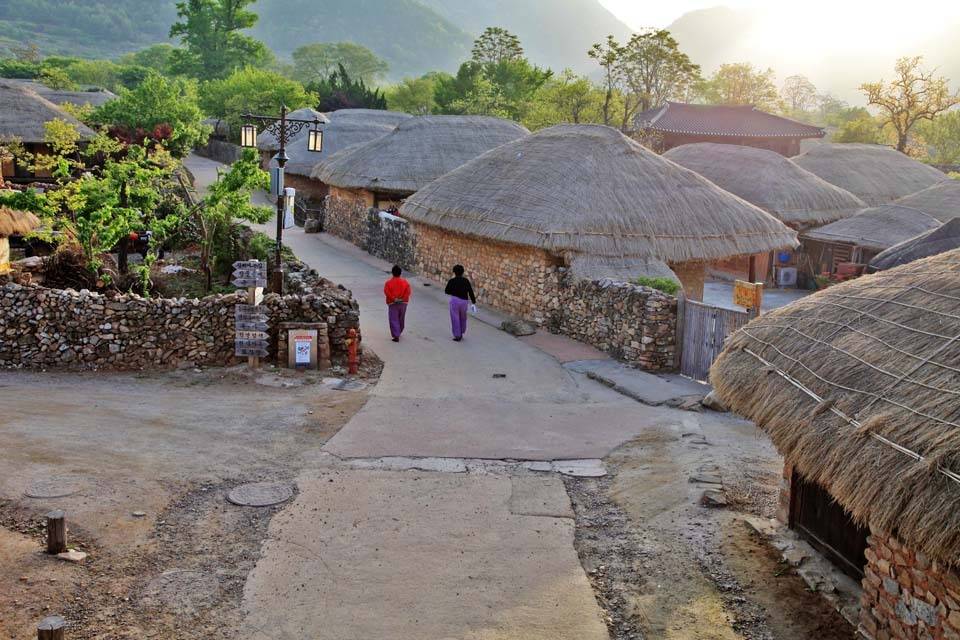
[307,127,323,153]
[240,124,258,148]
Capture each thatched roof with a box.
[9,80,116,108]
[892,179,960,222]
[256,108,330,152]
[664,143,866,229]
[567,253,679,284]
[802,204,942,252]
[285,119,395,177]
[870,218,960,271]
[0,207,40,237]
[0,80,96,143]
[794,143,948,206]
[399,124,798,262]
[710,249,960,565]
[326,109,412,128]
[315,115,529,195]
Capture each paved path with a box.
[184,153,702,640]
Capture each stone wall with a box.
[860,532,960,640]
[0,281,359,371]
[365,210,417,271]
[414,224,562,324]
[323,190,369,246]
[194,140,245,165]
[548,276,678,370]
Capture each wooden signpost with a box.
[233,261,269,369]
[733,280,763,318]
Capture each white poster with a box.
[295,339,311,364]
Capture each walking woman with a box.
[383,265,411,342]
[444,265,476,342]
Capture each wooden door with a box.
[680,300,751,382]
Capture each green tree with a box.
[700,63,780,111]
[386,74,446,115]
[781,75,818,113]
[39,67,79,91]
[169,0,270,80]
[588,35,622,127]
[311,64,387,111]
[118,44,178,74]
[860,56,960,153]
[833,110,886,144]
[201,67,315,139]
[471,27,524,65]
[916,111,960,164]
[619,30,701,114]
[92,73,209,157]
[291,42,389,85]
[523,70,604,130]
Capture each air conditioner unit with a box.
[776,267,798,287]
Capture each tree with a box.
[916,111,960,164]
[387,74,446,115]
[118,44,178,74]
[92,73,209,157]
[471,27,524,65]
[9,42,41,63]
[311,64,387,112]
[588,36,621,127]
[523,70,604,130]
[201,67,315,137]
[619,30,701,114]
[833,109,886,144]
[169,0,270,80]
[39,67,79,91]
[781,75,818,113]
[700,63,780,111]
[860,56,960,153]
[292,42,389,85]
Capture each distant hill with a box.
[0,0,632,80]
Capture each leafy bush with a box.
[633,276,680,295]
[201,67,314,140]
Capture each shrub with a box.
[633,276,680,295]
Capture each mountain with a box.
[418,0,633,73]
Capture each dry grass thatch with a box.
[315,115,530,194]
[399,124,798,263]
[566,253,679,284]
[893,179,960,223]
[256,108,330,152]
[0,80,96,143]
[284,118,396,177]
[802,204,942,252]
[870,217,960,271]
[0,207,40,237]
[326,109,412,128]
[664,143,866,229]
[710,248,960,564]
[794,143,948,206]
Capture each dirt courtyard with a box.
[0,367,371,639]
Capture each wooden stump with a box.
[46,510,66,555]
[37,615,65,639]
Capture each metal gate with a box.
[679,298,752,382]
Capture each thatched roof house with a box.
[891,179,960,222]
[256,107,330,153]
[399,124,796,308]
[870,217,960,271]
[0,79,96,144]
[794,143,948,206]
[664,143,865,229]
[316,115,529,198]
[710,249,960,636]
[10,80,117,108]
[803,204,941,251]
[326,109,412,128]
[637,101,825,156]
[0,207,40,271]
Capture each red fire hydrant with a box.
[347,328,359,375]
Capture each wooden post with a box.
[748,254,757,283]
[46,510,66,555]
[37,615,65,639]
[674,292,686,372]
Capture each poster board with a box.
[288,329,318,370]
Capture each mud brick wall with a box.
[860,532,960,640]
[669,261,706,302]
[548,276,678,370]
[413,224,562,324]
[0,281,359,371]
[285,173,329,203]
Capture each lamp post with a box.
[240,105,323,294]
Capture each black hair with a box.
[391,265,402,277]
[453,264,465,276]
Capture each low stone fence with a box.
[548,277,678,370]
[0,281,359,371]
[323,195,368,247]
[194,140,245,165]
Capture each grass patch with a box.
[632,276,680,295]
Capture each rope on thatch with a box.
[892,180,960,223]
[399,124,797,263]
[315,115,529,195]
[801,204,942,252]
[0,207,40,237]
[664,143,866,229]
[710,249,960,564]
[871,218,960,271]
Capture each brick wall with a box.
[860,533,960,640]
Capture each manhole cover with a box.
[226,482,295,507]
[141,570,219,615]
[24,478,84,499]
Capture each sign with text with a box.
[287,329,318,370]
[232,260,267,289]
[733,280,763,312]
[234,262,269,363]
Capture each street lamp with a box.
[240,105,324,294]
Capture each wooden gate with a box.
[678,298,752,382]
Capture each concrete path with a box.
[183,153,699,640]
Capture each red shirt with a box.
[384,277,411,305]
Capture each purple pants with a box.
[388,302,407,338]
[449,297,469,339]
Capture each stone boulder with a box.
[304,219,322,234]
[501,319,536,336]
